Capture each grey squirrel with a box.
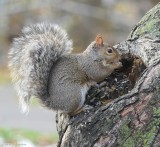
[8,23,122,115]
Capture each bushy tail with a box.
[8,23,73,113]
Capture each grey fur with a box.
[8,23,73,113]
[8,23,122,115]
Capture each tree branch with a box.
[56,3,160,147]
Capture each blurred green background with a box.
[0,0,158,146]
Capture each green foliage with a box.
[0,128,58,145]
[0,128,17,143]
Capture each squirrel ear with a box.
[95,34,103,46]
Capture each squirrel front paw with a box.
[113,62,122,69]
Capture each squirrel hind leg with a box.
[68,84,89,116]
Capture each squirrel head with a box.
[88,35,122,67]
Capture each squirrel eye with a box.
[107,48,113,53]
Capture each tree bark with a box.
[56,3,160,147]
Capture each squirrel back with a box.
[8,23,73,113]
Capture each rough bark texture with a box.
[56,3,160,147]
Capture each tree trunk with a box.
[56,3,160,147]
